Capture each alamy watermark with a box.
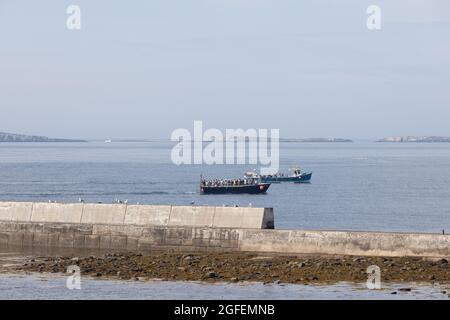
[65,5,380,31]
[66,5,81,30]
[64,5,380,31]
[171,121,279,175]
[366,265,381,289]
[366,5,381,30]
[66,265,82,290]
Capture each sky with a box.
[1,0,449,140]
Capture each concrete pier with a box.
[0,202,449,258]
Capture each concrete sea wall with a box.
[0,202,274,229]
[0,202,449,258]
[240,229,450,258]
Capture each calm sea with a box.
[0,141,449,233]
[1,273,448,300]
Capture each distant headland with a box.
[0,132,86,143]
[377,136,450,143]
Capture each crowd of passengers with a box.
[260,172,287,178]
[201,178,257,187]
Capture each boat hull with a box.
[200,183,271,194]
[260,172,312,183]
[294,172,312,183]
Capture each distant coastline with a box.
[377,136,450,143]
[280,138,353,143]
[10,133,450,143]
[98,137,354,143]
[0,132,86,143]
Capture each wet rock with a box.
[391,291,397,295]
[13,252,450,286]
[205,271,217,278]
[398,288,411,292]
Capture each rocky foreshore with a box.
[12,251,450,285]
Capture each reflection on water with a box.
[0,273,448,300]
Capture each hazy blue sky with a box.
[1,0,449,139]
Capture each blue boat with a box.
[245,167,312,183]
